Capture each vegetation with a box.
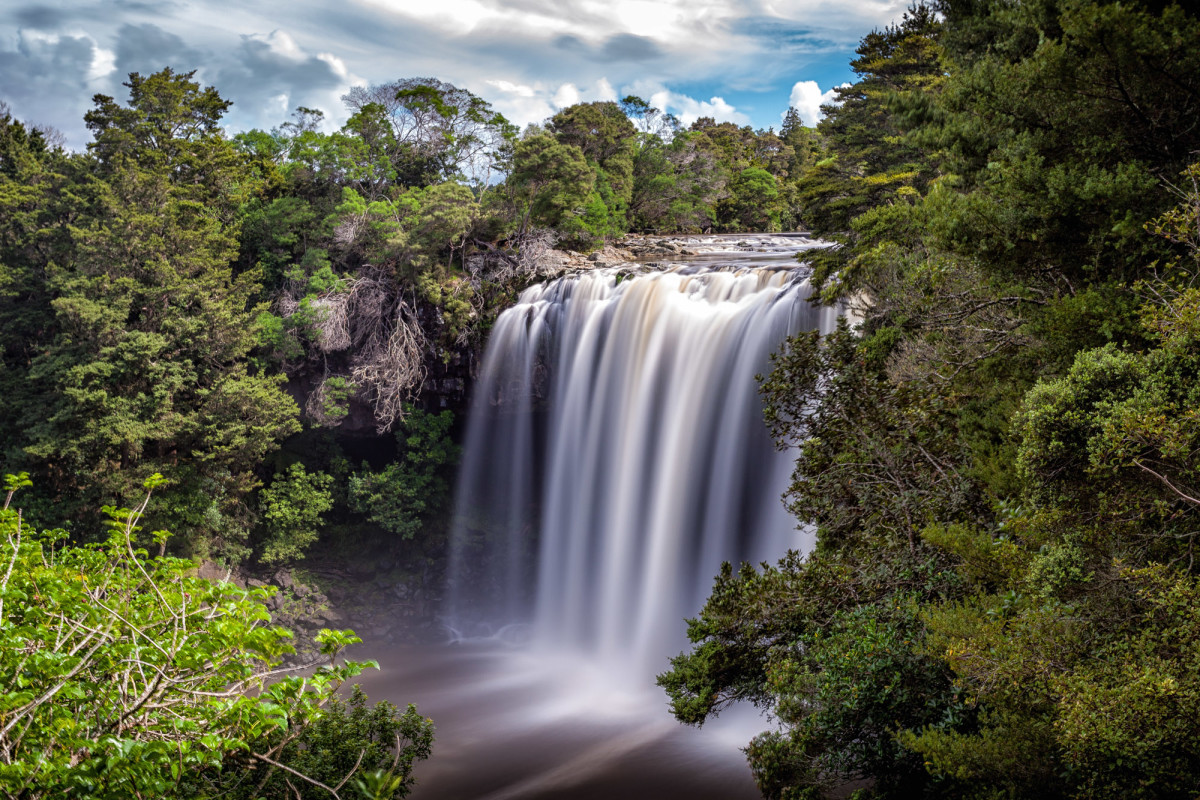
[6,1,1200,796]
[0,62,812,567]
[0,475,431,799]
[659,1,1200,798]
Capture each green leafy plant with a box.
[0,475,430,799]
[257,463,334,565]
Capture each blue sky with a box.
[0,0,911,150]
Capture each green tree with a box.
[257,463,334,565]
[0,475,432,799]
[348,407,458,540]
[11,69,300,559]
[718,167,782,231]
[548,102,637,237]
[342,78,516,191]
[507,133,594,235]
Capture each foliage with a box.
[661,3,1200,799]
[507,133,595,236]
[0,476,430,799]
[349,407,459,540]
[718,167,782,232]
[1,69,299,560]
[263,686,434,800]
[257,464,334,565]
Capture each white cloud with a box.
[249,29,304,60]
[594,77,618,103]
[648,88,749,127]
[481,76,630,129]
[787,79,844,126]
[87,42,117,82]
[317,52,361,85]
[485,79,556,128]
[552,83,580,107]
[488,79,537,97]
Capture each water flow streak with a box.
[450,237,842,681]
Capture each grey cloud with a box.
[0,32,107,146]
[730,16,839,50]
[600,33,662,62]
[476,0,600,22]
[553,34,585,53]
[0,0,903,147]
[219,35,344,91]
[2,0,173,30]
[114,22,205,77]
[114,0,184,13]
[207,33,351,128]
[13,5,66,28]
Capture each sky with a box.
[0,0,912,150]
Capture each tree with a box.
[11,69,300,559]
[349,407,458,540]
[342,79,516,191]
[548,102,637,237]
[507,133,594,235]
[257,463,334,565]
[718,167,782,232]
[0,474,433,799]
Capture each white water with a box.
[358,235,851,799]
[448,234,843,683]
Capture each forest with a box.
[2,0,1200,797]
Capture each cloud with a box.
[0,30,113,139]
[600,33,662,62]
[648,88,749,127]
[485,79,556,128]
[484,76,623,130]
[594,77,618,102]
[13,6,67,28]
[552,82,580,107]
[210,30,364,133]
[0,0,908,148]
[114,22,204,77]
[787,79,843,126]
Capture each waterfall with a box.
[449,244,843,680]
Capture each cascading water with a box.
[448,235,843,682]
[354,236,852,799]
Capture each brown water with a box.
[354,640,765,800]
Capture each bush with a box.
[0,473,431,799]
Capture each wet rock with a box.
[316,608,345,624]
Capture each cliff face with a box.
[284,310,480,436]
[285,235,745,435]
